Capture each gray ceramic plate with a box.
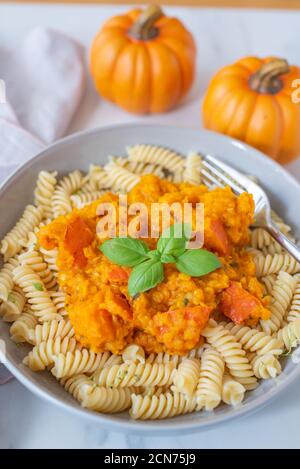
[1,124,300,434]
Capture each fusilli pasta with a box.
[223,322,283,356]
[287,273,300,322]
[0,205,44,261]
[130,391,197,420]
[172,358,200,396]
[13,265,60,322]
[28,318,74,345]
[34,170,57,219]
[196,347,224,411]
[93,363,175,388]
[260,271,296,334]
[254,253,300,277]
[127,144,184,172]
[183,152,202,186]
[23,336,77,371]
[51,170,83,217]
[222,373,245,406]
[9,309,38,343]
[202,321,257,390]
[0,287,26,322]
[122,344,145,364]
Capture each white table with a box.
[1,2,300,449]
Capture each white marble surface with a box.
[1,3,300,449]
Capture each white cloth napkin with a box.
[0,27,86,384]
[0,26,85,179]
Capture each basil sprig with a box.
[99,224,221,297]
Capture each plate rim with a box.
[2,122,300,434]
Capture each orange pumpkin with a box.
[203,57,300,164]
[90,5,196,114]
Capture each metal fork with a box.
[201,154,300,264]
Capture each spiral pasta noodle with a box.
[80,383,132,413]
[28,319,74,345]
[88,164,111,190]
[18,249,57,290]
[0,256,18,301]
[254,253,300,277]
[202,321,257,390]
[196,348,224,411]
[250,228,282,256]
[93,362,175,388]
[122,344,145,364]
[0,205,44,261]
[287,274,300,322]
[13,265,60,322]
[9,309,38,343]
[0,287,26,322]
[222,373,246,407]
[39,247,59,275]
[261,275,276,295]
[172,358,200,396]
[52,349,113,378]
[130,391,197,420]
[51,170,83,217]
[70,191,104,209]
[49,290,67,316]
[183,152,202,186]
[127,144,184,173]
[277,319,300,351]
[115,156,165,179]
[62,374,95,401]
[23,336,77,371]
[104,159,140,192]
[34,170,57,219]
[249,353,282,379]
[223,322,283,356]
[146,352,181,368]
[260,271,296,334]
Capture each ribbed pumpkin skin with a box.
[90,9,196,114]
[202,57,300,164]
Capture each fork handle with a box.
[265,223,300,264]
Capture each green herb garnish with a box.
[99,223,221,297]
[33,282,44,291]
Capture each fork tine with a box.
[201,169,225,189]
[201,160,244,194]
[205,155,253,191]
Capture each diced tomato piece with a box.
[64,217,94,268]
[205,218,230,256]
[108,267,130,283]
[220,281,270,324]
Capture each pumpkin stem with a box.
[129,5,163,41]
[249,58,290,94]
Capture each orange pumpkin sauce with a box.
[38,175,270,355]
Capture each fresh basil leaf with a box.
[33,282,44,291]
[160,253,176,264]
[100,237,150,267]
[128,259,164,297]
[147,250,161,261]
[157,223,191,258]
[175,249,221,277]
